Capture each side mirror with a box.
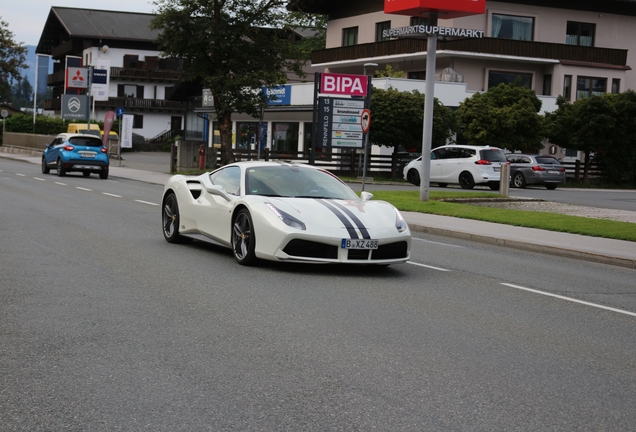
[360,191,373,202]
[205,184,232,202]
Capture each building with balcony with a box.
[289,0,635,100]
[36,7,188,142]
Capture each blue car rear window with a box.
[68,137,103,147]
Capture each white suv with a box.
[403,145,508,190]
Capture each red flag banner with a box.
[103,111,116,146]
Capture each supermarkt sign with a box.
[383,25,484,39]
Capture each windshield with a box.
[246,166,359,200]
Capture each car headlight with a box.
[266,202,306,230]
[394,207,408,233]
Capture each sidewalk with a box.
[2,149,635,269]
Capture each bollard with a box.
[499,163,510,196]
[199,145,205,170]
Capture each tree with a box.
[151,0,318,165]
[0,18,28,103]
[455,81,545,153]
[545,95,617,183]
[370,87,456,152]
[9,76,33,108]
[599,90,636,185]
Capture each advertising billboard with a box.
[384,0,485,19]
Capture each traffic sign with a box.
[361,109,371,133]
[116,107,125,117]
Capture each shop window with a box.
[563,75,572,100]
[376,21,391,42]
[576,77,606,99]
[236,122,259,150]
[304,122,331,160]
[488,71,532,89]
[566,22,595,47]
[271,122,299,154]
[491,14,534,41]
[343,27,358,46]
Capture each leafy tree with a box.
[456,81,544,153]
[593,91,636,185]
[545,95,617,183]
[370,87,456,152]
[9,76,33,108]
[374,64,405,78]
[151,0,318,165]
[0,18,28,103]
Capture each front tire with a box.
[407,169,420,186]
[162,192,191,244]
[56,159,66,177]
[232,209,257,266]
[459,171,475,189]
[41,157,50,174]
[512,172,526,188]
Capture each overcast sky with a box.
[1,1,157,46]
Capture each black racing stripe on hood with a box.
[317,199,359,239]
[329,200,371,239]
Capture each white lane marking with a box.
[413,238,466,248]
[407,261,450,272]
[34,177,46,181]
[55,182,67,186]
[76,187,92,191]
[103,193,122,198]
[501,283,636,318]
[135,200,159,206]
[16,173,25,176]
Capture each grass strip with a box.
[369,190,636,243]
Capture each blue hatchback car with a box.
[42,133,110,179]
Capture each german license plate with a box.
[341,239,378,249]
[547,170,559,174]
[493,166,501,172]
[79,152,96,158]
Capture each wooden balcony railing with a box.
[311,38,628,67]
[109,67,183,82]
[94,97,186,111]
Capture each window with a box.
[491,14,534,41]
[488,71,532,89]
[342,27,358,46]
[410,17,429,26]
[271,122,299,153]
[563,75,572,100]
[118,84,144,99]
[612,79,621,94]
[209,166,240,195]
[408,71,426,80]
[236,122,258,150]
[543,74,552,96]
[133,114,144,129]
[566,22,595,47]
[576,77,606,99]
[376,21,391,42]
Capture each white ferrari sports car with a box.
[161,161,411,266]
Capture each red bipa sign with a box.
[320,73,368,97]
[384,0,485,19]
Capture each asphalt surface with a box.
[1,148,635,269]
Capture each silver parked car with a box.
[506,154,566,190]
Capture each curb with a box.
[407,222,636,270]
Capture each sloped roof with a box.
[288,0,636,17]
[36,7,160,54]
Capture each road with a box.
[1,158,635,430]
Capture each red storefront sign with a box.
[384,0,485,19]
[320,73,368,97]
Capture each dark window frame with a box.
[342,27,358,46]
[491,13,534,41]
[566,21,596,47]
[375,21,391,42]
